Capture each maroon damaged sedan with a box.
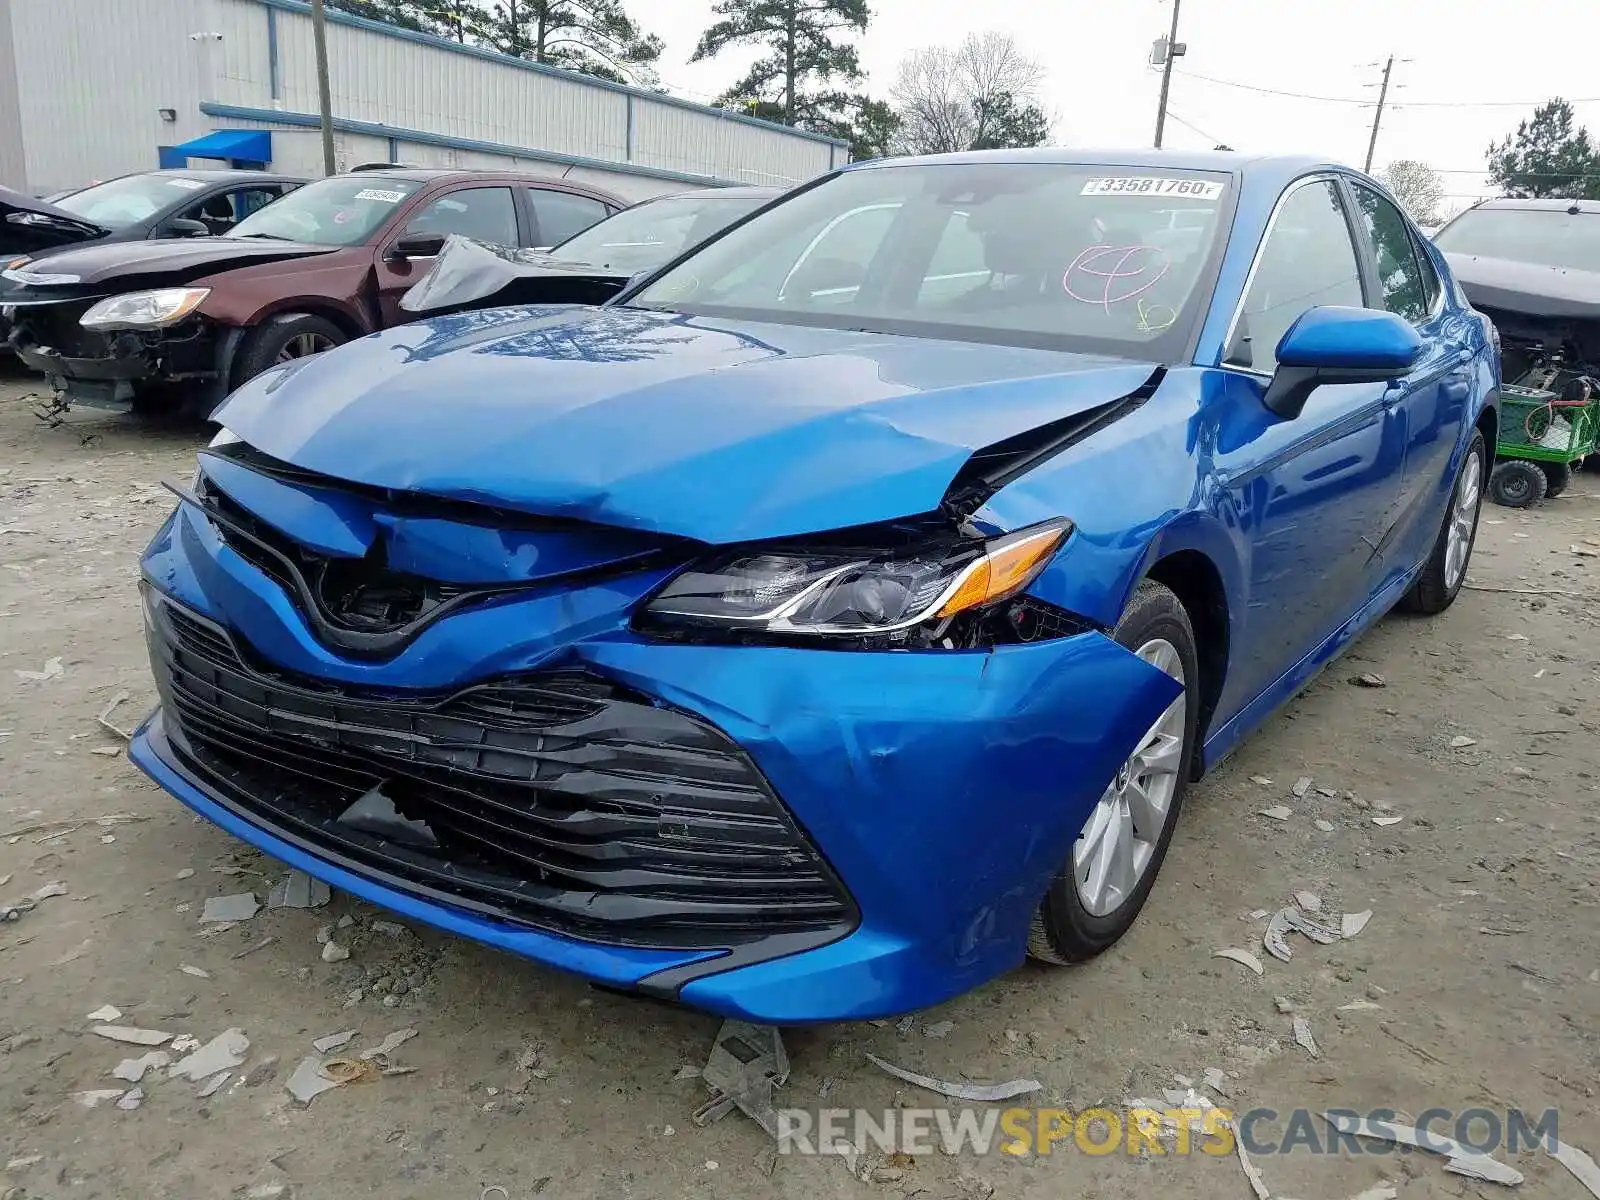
[0,168,622,415]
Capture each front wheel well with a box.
[1143,550,1229,779]
[1475,400,1498,469]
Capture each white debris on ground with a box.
[200,893,259,923]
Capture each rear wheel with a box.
[234,313,345,388]
[1400,431,1484,615]
[1540,461,1572,498]
[1488,459,1547,508]
[1027,580,1198,964]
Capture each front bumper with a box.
[133,502,1180,1022]
[8,309,220,405]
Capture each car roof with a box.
[843,147,1335,189]
[650,185,782,201]
[1467,196,1600,214]
[138,168,305,184]
[329,167,622,201]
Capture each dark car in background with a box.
[1,169,621,414]
[2,170,303,258]
[401,185,780,317]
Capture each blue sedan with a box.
[130,150,1497,1023]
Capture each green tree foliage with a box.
[479,0,664,84]
[692,0,871,126]
[1486,99,1600,199]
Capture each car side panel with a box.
[193,249,376,333]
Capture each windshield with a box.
[552,193,768,273]
[56,174,212,229]
[229,176,423,246]
[628,163,1231,357]
[1435,207,1600,273]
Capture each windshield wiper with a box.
[235,232,291,241]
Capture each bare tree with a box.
[1378,159,1447,226]
[890,32,1050,155]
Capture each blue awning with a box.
[170,129,272,163]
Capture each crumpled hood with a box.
[1446,252,1600,322]
[0,185,108,255]
[401,235,628,315]
[215,305,1160,544]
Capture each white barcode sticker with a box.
[164,178,205,191]
[1081,177,1225,199]
[354,188,406,203]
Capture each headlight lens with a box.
[643,519,1070,638]
[80,287,210,331]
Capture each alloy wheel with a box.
[275,332,336,363]
[1072,638,1187,918]
[1445,448,1482,589]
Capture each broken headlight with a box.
[80,287,210,331]
[642,519,1071,638]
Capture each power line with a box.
[1164,109,1223,145]
[1174,67,1600,109]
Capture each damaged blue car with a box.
[131,150,1497,1023]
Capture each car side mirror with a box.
[387,231,445,261]
[1263,306,1423,421]
[167,218,211,238]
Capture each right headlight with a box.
[641,519,1071,639]
[80,287,210,331]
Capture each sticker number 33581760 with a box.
[1081,178,1225,198]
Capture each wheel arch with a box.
[225,303,366,389]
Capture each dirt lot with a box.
[1,363,1597,1200]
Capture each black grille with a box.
[145,594,855,948]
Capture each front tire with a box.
[234,313,345,388]
[1400,431,1485,615]
[1027,580,1198,965]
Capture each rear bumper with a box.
[133,504,1181,1022]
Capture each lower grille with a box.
[145,592,855,948]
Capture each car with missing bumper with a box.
[1,168,620,415]
[130,150,1497,1022]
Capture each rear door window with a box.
[529,188,611,247]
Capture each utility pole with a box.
[1152,0,1184,148]
[310,0,337,176]
[1369,55,1395,173]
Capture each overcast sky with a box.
[651,0,1599,211]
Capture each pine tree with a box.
[1486,99,1600,199]
[691,0,871,127]
[480,0,664,85]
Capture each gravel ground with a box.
[2,365,1597,1200]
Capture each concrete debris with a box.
[1314,819,1336,832]
[175,868,195,880]
[1321,1112,1522,1185]
[1283,908,1340,944]
[285,1056,341,1107]
[179,964,211,979]
[1372,816,1404,827]
[1275,997,1294,1014]
[196,1071,232,1098]
[1291,777,1313,798]
[90,746,122,757]
[245,1181,289,1199]
[1351,672,1387,687]
[1264,910,1296,962]
[1292,1016,1320,1058]
[75,1089,126,1109]
[200,893,258,923]
[33,881,67,900]
[1348,1187,1398,1200]
[693,1020,791,1137]
[1249,776,1273,786]
[115,1086,144,1111]
[85,1005,122,1022]
[1342,910,1373,938]
[1316,787,1339,797]
[358,1028,418,1060]
[170,1035,201,1054]
[1236,1128,1272,1200]
[13,656,63,682]
[170,1029,250,1081]
[1450,735,1478,749]
[1247,909,1270,921]
[266,870,331,910]
[112,1051,170,1082]
[1258,806,1293,821]
[337,914,354,928]
[92,1025,172,1047]
[1337,1000,1383,1012]
[922,1020,955,1039]
[320,941,350,963]
[1550,1138,1600,1200]
[315,925,333,944]
[1213,948,1265,976]
[865,1053,1041,1102]
[5,1155,43,1171]
[1202,1067,1230,1096]
[1294,891,1322,913]
[311,1031,357,1054]
[370,920,406,936]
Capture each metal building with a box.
[0,0,847,200]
